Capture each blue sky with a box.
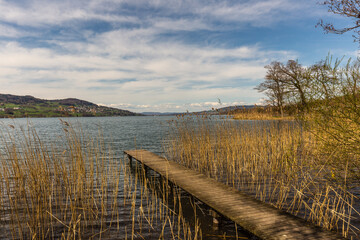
[0,0,358,112]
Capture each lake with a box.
[0,116,173,155]
[0,116,256,240]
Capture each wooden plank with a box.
[124,149,345,240]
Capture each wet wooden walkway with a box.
[124,149,345,240]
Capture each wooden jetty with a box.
[124,149,345,240]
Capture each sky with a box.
[0,0,358,113]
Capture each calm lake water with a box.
[0,116,173,155]
[0,116,257,240]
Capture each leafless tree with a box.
[309,57,343,101]
[256,60,311,114]
[279,60,311,112]
[255,62,287,117]
[318,0,360,42]
[308,58,360,178]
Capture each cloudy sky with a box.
[0,0,357,112]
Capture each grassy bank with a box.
[165,116,359,239]
[229,106,294,120]
[232,112,293,120]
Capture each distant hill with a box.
[189,105,256,115]
[141,112,182,116]
[49,98,97,107]
[0,94,142,118]
[141,105,257,116]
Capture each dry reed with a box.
[165,115,360,239]
[0,121,202,239]
[231,106,293,120]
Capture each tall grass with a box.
[0,121,202,239]
[165,115,360,239]
[231,106,294,120]
[0,121,120,239]
[123,161,203,240]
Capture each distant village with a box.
[0,103,20,112]
[57,105,98,114]
[0,103,101,115]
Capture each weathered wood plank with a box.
[124,149,345,240]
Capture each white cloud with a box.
[0,0,328,112]
[0,0,137,27]
[0,0,317,29]
[152,18,212,32]
[0,24,23,37]
[198,0,310,26]
[0,28,295,111]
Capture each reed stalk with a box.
[0,121,202,239]
[165,115,359,239]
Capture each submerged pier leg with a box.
[142,162,148,174]
[209,209,221,230]
[127,154,133,167]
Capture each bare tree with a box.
[255,62,287,117]
[256,60,311,114]
[309,57,343,101]
[318,0,360,42]
[279,60,311,112]
[308,58,360,178]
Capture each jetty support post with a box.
[142,162,148,174]
[126,154,133,167]
[209,209,221,230]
